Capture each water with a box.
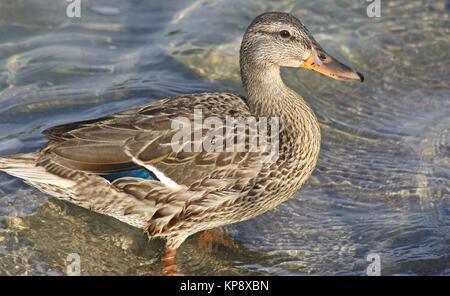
[0,0,448,275]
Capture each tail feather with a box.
[0,153,75,188]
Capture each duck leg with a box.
[198,229,239,252]
[162,247,184,276]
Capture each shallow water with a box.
[0,0,448,275]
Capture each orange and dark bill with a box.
[300,47,364,82]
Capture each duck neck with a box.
[240,61,321,161]
[240,62,317,124]
[241,64,283,116]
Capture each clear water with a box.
[0,0,448,275]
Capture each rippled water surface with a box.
[0,0,448,275]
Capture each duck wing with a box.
[39,93,269,189]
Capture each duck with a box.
[0,12,363,275]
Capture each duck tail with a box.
[0,152,41,180]
[0,152,38,167]
[0,153,74,188]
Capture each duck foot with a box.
[198,228,239,252]
[162,247,184,276]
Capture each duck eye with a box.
[279,30,291,38]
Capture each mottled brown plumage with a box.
[0,12,362,274]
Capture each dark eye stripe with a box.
[253,30,296,41]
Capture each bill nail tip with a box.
[357,71,364,82]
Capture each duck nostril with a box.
[318,53,326,61]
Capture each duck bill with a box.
[300,47,364,82]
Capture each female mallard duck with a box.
[0,12,363,275]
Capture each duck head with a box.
[240,12,364,82]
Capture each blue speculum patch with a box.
[100,169,153,182]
